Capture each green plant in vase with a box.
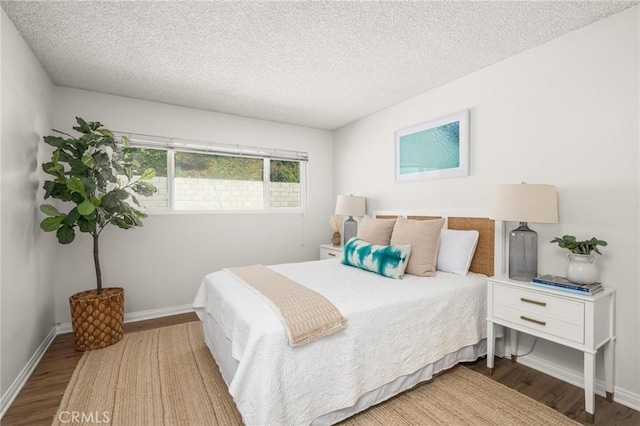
[550,235,608,285]
[550,235,607,255]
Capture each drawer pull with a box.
[520,297,546,307]
[327,252,336,257]
[520,316,546,326]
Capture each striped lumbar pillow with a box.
[341,238,411,279]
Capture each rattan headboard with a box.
[375,215,495,277]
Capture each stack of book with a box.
[531,274,603,295]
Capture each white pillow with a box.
[436,229,480,275]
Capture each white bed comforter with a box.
[192,259,487,426]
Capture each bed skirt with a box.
[198,310,487,425]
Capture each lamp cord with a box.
[516,337,539,358]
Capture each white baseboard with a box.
[0,326,57,419]
[1,303,194,420]
[55,303,194,334]
[503,344,640,412]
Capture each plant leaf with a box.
[43,136,69,148]
[62,208,81,227]
[78,177,96,198]
[40,216,64,232]
[66,177,86,198]
[56,226,76,244]
[77,199,96,216]
[40,204,60,217]
[133,181,157,197]
[73,117,91,134]
[101,188,130,209]
[42,162,65,178]
[87,120,103,132]
[77,217,95,233]
[43,181,70,200]
[97,128,113,137]
[132,208,147,218]
[81,152,95,168]
[140,167,156,181]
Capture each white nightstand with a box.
[486,274,616,423]
[319,244,343,260]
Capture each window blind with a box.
[113,132,308,162]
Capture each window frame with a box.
[117,133,308,214]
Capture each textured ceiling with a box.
[2,1,637,130]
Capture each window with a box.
[119,134,307,212]
[175,152,264,210]
[127,147,168,209]
[269,160,301,209]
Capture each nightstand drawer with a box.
[319,245,343,260]
[493,284,585,344]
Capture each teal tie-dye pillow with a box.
[341,238,411,279]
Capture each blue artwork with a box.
[395,110,469,181]
[399,122,460,174]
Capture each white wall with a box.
[51,87,334,324]
[334,7,640,401]
[0,9,55,402]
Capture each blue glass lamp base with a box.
[509,222,538,282]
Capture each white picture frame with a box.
[395,110,469,182]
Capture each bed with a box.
[192,215,496,425]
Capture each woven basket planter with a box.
[70,287,124,351]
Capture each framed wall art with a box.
[395,109,469,182]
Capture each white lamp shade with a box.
[491,184,558,224]
[335,195,366,217]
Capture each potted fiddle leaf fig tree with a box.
[40,117,157,351]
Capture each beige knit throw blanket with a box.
[227,265,347,346]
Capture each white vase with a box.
[566,253,599,284]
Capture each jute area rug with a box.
[53,322,578,426]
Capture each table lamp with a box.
[335,195,366,245]
[491,183,558,281]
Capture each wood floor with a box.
[3,313,638,426]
